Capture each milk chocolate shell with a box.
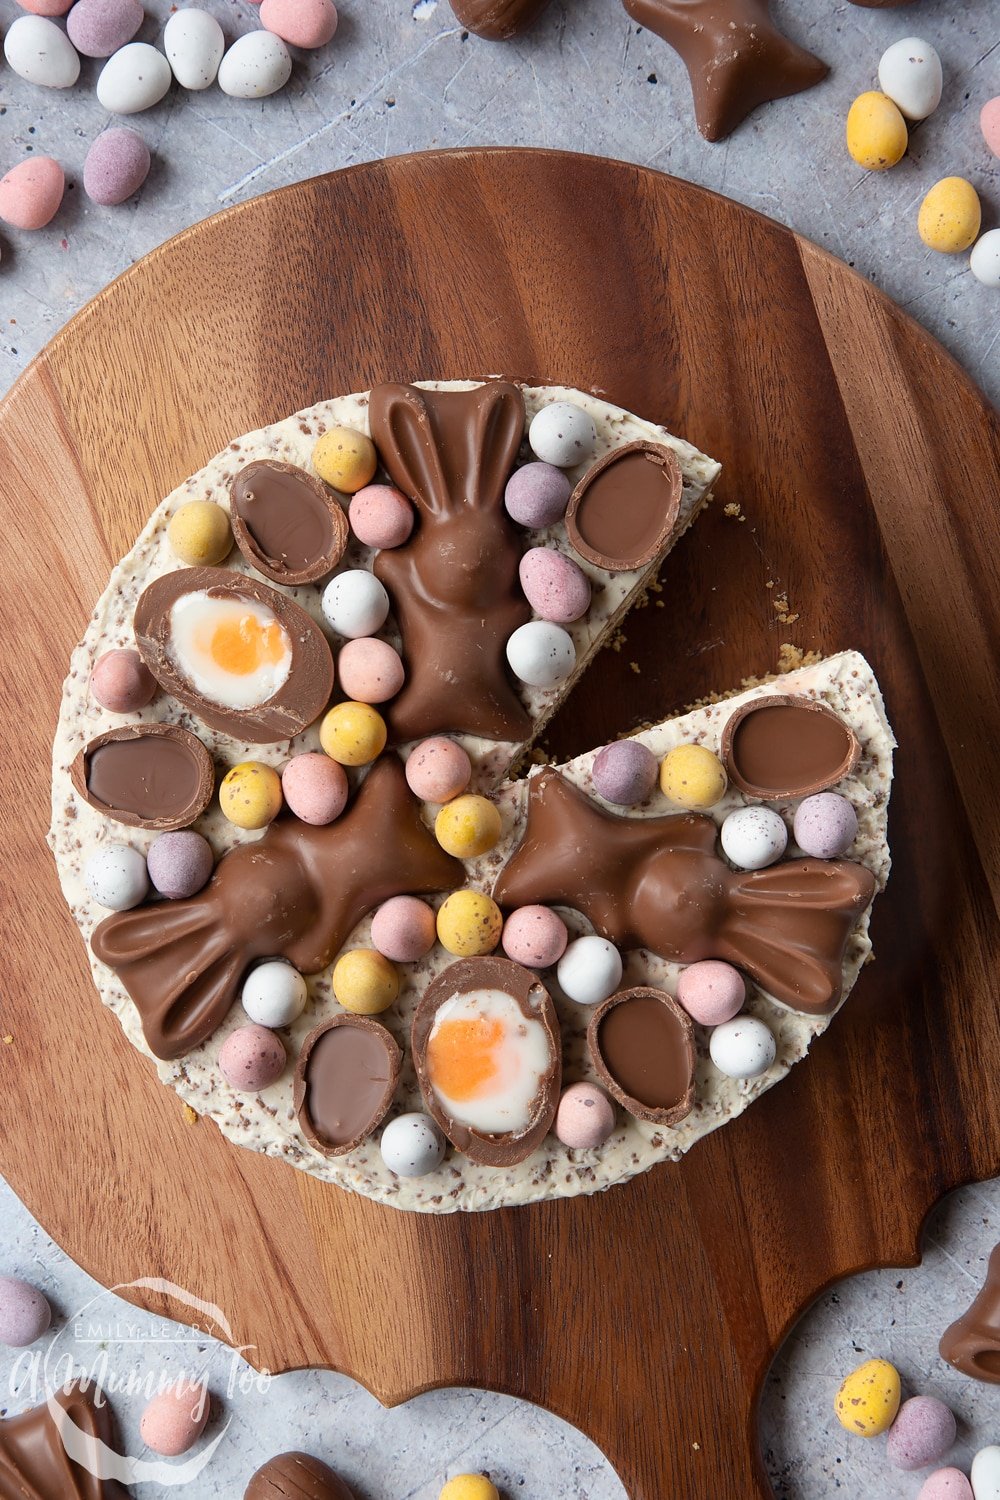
[587,986,696,1126]
[245,1451,354,1499]
[565,440,683,572]
[411,956,561,1167]
[70,722,215,831]
[721,694,862,800]
[294,1014,401,1157]
[133,567,334,743]
[230,460,348,586]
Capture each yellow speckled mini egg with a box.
[332,948,399,1014]
[313,426,377,494]
[319,701,387,766]
[435,795,502,859]
[846,92,908,171]
[219,761,283,830]
[436,890,503,957]
[439,1478,499,1500]
[918,177,982,253]
[167,500,232,566]
[659,744,727,809]
[834,1357,901,1437]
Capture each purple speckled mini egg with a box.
[90,647,156,712]
[219,1024,285,1092]
[0,1277,51,1347]
[405,737,471,804]
[83,127,150,206]
[68,0,143,58]
[371,895,436,963]
[518,546,591,624]
[282,752,348,826]
[793,792,858,859]
[591,740,658,806]
[502,904,568,968]
[888,1396,957,1472]
[676,960,746,1026]
[918,1470,974,1500]
[555,1082,615,1149]
[147,830,214,900]
[504,461,572,528]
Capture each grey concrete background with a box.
[1,0,999,1495]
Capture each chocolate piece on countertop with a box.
[448,0,553,39]
[245,1450,354,1499]
[70,723,215,832]
[230,460,348,586]
[294,1016,401,1157]
[721,695,861,801]
[565,441,682,572]
[588,986,695,1125]
[622,0,828,143]
[0,1379,129,1499]
[940,1244,1000,1384]
[370,382,532,744]
[91,756,462,1061]
[493,770,876,1016]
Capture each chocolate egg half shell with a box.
[566,440,683,572]
[720,694,861,801]
[244,1451,354,1500]
[70,722,215,831]
[412,955,562,1167]
[588,986,695,1126]
[294,1014,401,1157]
[133,567,334,743]
[230,460,348,586]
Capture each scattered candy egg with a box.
[371,895,437,962]
[332,948,399,1014]
[439,1478,499,1500]
[405,737,471,803]
[676,960,746,1026]
[242,960,308,1028]
[321,569,390,638]
[436,890,503,957]
[337,637,404,704]
[259,0,338,49]
[85,842,149,910]
[90,648,157,712]
[720,805,788,869]
[504,461,572,528]
[97,42,173,114]
[167,500,232,565]
[793,792,858,858]
[348,484,414,549]
[659,743,727,809]
[528,402,597,468]
[217,30,291,99]
[167,589,294,711]
[83,127,150,206]
[971,229,1000,290]
[67,0,143,59]
[139,1382,209,1456]
[846,91,908,171]
[434,794,502,858]
[147,830,214,899]
[506,619,576,688]
[878,37,943,122]
[219,1023,285,1091]
[919,177,982,254]
[555,1081,615,1149]
[281,752,348,825]
[709,1016,776,1079]
[972,1447,1000,1499]
[502,905,568,968]
[983,98,1000,159]
[557,934,622,1006]
[0,157,65,230]
[380,1111,446,1177]
[313,426,377,493]
[834,1357,901,1437]
[887,1395,957,1472]
[319,701,387,766]
[592,739,658,806]
[518,546,591,623]
[919,1471,974,1500]
[0,1277,51,1347]
[163,8,225,90]
[18,0,74,13]
[3,16,81,88]
[219,761,283,830]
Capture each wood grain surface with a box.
[1,148,998,1499]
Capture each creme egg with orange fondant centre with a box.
[167,591,293,709]
[426,987,552,1135]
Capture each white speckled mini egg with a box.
[505,619,576,688]
[84,843,149,910]
[217,30,291,99]
[163,8,225,90]
[3,15,80,88]
[971,1445,1000,1499]
[528,401,597,468]
[720,805,788,870]
[321,569,390,639]
[971,229,1000,290]
[557,934,622,1006]
[380,1112,446,1177]
[96,43,172,114]
[242,960,308,1028]
[709,1016,776,1079]
[878,37,943,122]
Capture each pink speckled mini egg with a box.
[219,1025,285,1092]
[918,1471,973,1500]
[502,905,568,968]
[83,127,150,205]
[591,740,658,806]
[518,546,591,624]
[371,895,436,962]
[0,157,65,230]
[555,1082,615,1149]
[405,737,472,803]
[140,1381,209,1457]
[348,484,414,549]
[0,1277,51,1347]
[258,0,337,47]
[982,97,1000,158]
[67,0,143,58]
[282,752,348,825]
[676,960,745,1026]
[337,637,405,704]
[888,1396,957,1472]
[16,0,73,14]
[90,647,157,712]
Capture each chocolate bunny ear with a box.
[369,381,525,517]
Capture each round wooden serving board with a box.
[1,149,998,1498]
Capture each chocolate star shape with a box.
[0,1381,128,1499]
[493,770,876,1015]
[448,0,554,38]
[622,0,828,142]
[92,757,463,1060]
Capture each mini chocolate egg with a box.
[555,1081,615,1149]
[919,1472,974,1500]
[983,98,1000,159]
[0,157,65,230]
[0,1277,51,1347]
[90,647,156,712]
[439,1479,499,1500]
[518,547,591,623]
[281,752,348,825]
[588,987,696,1124]
[434,794,502,858]
[846,91,908,170]
[528,401,596,468]
[878,37,942,122]
[332,948,399,1014]
[502,905,568,968]
[659,743,727,809]
[313,426,377,493]
[504,462,572,527]
[720,806,788,870]
[887,1396,957,1472]
[348,484,414,549]
[83,127,150,206]
[85,842,149,910]
[405,737,471,803]
[506,620,575,688]
[793,792,858,858]
[709,1016,776,1079]
[3,16,80,88]
[337,637,404,704]
[380,1111,446,1177]
[163,7,225,89]
[919,178,982,254]
[557,934,622,1006]
[71,723,215,832]
[436,890,503,957]
[592,739,658,806]
[321,570,390,638]
[219,1023,285,1091]
[834,1358,902,1437]
[147,830,214,899]
[18,0,73,12]
[676,960,745,1026]
[295,1014,401,1156]
[67,0,143,58]
[140,1382,209,1457]
[242,960,308,1028]
[220,761,283,830]
[167,500,232,566]
[96,42,172,113]
[319,701,387,766]
[973,1448,1000,1498]
[259,0,338,48]
[370,895,437,962]
[245,1453,354,1500]
[971,229,1000,290]
[217,31,291,99]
